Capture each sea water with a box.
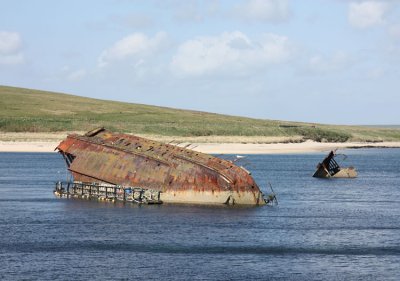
[0,149,399,280]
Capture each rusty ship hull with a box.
[312,150,357,178]
[312,166,357,178]
[56,128,266,205]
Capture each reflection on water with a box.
[0,150,399,280]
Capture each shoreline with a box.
[1,140,400,154]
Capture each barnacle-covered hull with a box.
[56,128,266,205]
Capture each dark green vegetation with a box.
[1,85,400,142]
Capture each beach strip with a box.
[1,140,400,154]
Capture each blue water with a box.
[0,149,399,280]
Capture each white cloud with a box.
[367,67,385,79]
[110,13,153,29]
[348,1,388,29]
[386,24,400,58]
[67,69,87,81]
[388,24,400,40]
[98,32,168,67]
[0,31,24,65]
[307,52,353,74]
[171,0,205,22]
[170,31,294,77]
[0,31,21,53]
[158,0,220,23]
[233,0,290,22]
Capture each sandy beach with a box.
[1,140,400,154]
[192,141,400,154]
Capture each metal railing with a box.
[54,181,162,204]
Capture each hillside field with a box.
[1,85,400,143]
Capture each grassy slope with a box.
[1,85,400,142]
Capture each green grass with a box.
[1,85,400,142]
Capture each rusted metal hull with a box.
[313,151,357,178]
[56,128,266,206]
[312,167,357,178]
[160,189,265,205]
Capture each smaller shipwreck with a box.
[55,128,268,206]
[312,150,357,178]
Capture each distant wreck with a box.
[55,128,267,206]
[313,150,357,178]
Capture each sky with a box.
[1,0,399,125]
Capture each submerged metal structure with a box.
[56,128,266,205]
[313,150,357,178]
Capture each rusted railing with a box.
[54,181,162,204]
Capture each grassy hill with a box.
[1,85,400,143]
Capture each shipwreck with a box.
[55,128,267,206]
[312,150,357,178]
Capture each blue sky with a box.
[1,0,399,124]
